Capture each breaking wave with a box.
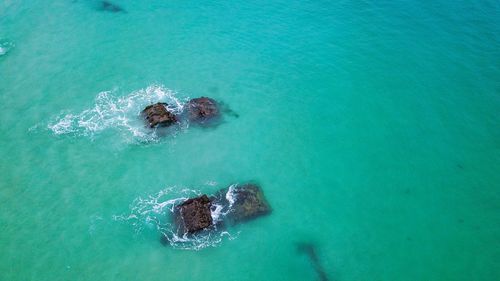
[47,85,187,143]
[113,186,239,250]
[0,40,14,56]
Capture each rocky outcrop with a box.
[186,97,219,123]
[173,195,213,234]
[141,102,177,128]
[171,184,271,237]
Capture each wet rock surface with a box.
[213,184,271,225]
[142,96,237,131]
[141,102,177,128]
[228,184,271,223]
[170,184,270,239]
[186,97,220,123]
[173,195,213,234]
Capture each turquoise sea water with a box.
[1,0,499,280]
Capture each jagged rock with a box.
[141,102,177,128]
[213,184,271,225]
[173,195,213,234]
[186,97,219,122]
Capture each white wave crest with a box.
[0,40,14,56]
[48,85,187,142]
[113,187,238,251]
[225,184,237,209]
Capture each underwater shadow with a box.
[296,242,330,281]
[95,1,127,13]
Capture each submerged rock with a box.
[296,242,329,281]
[173,195,213,234]
[214,184,271,225]
[98,1,126,13]
[228,184,271,223]
[186,97,220,123]
[141,102,177,128]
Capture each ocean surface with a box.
[1,0,499,280]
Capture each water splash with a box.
[0,40,14,56]
[48,85,187,143]
[113,186,238,250]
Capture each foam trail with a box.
[48,85,187,143]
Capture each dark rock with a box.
[98,1,126,13]
[141,102,177,128]
[173,195,213,234]
[186,97,219,122]
[213,184,271,225]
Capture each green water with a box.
[1,0,499,280]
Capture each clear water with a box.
[1,0,499,280]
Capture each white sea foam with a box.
[48,85,188,143]
[225,184,237,210]
[210,203,225,223]
[0,40,14,56]
[113,186,238,250]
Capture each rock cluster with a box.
[141,98,267,239]
[173,184,271,235]
[141,97,220,128]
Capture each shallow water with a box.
[1,0,499,280]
